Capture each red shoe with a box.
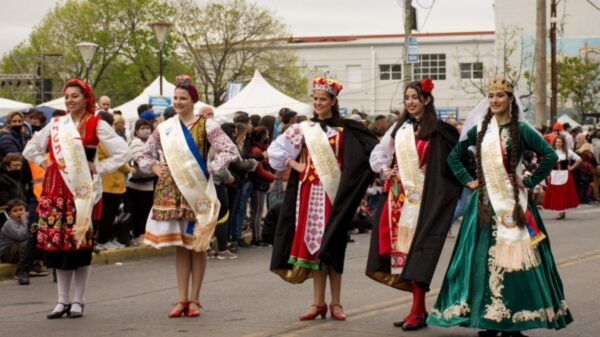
[168,301,189,318]
[299,304,328,321]
[187,301,202,317]
[329,304,346,321]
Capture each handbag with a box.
[129,161,156,183]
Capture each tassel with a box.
[191,201,220,252]
[495,238,540,271]
[72,218,90,249]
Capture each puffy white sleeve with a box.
[95,120,132,175]
[567,149,581,162]
[268,123,304,171]
[206,118,239,172]
[369,122,396,173]
[23,122,52,165]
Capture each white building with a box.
[284,31,495,119]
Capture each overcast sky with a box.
[0,0,495,56]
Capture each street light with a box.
[76,42,98,84]
[149,21,173,95]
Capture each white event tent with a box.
[215,70,311,121]
[112,77,210,122]
[557,114,581,128]
[38,96,66,111]
[0,97,33,116]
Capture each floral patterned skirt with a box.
[36,165,96,269]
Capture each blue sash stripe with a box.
[180,120,210,179]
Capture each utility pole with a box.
[403,0,413,87]
[534,0,547,127]
[550,0,558,124]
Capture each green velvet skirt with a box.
[427,191,573,332]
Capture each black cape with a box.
[366,121,462,291]
[270,119,378,283]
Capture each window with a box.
[379,64,402,80]
[414,54,446,80]
[347,65,362,89]
[460,62,484,79]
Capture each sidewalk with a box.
[0,245,175,281]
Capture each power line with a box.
[418,0,436,31]
[585,0,600,11]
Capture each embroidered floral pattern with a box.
[512,301,570,323]
[430,301,471,320]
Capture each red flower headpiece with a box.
[420,78,434,93]
[63,78,96,116]
[312,77,343,96]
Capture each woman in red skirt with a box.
[542,135,582,219]
[268,77,377,321]
[23,79,130,319]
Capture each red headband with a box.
[63,78,96,115]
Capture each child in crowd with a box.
[0,199,29,264]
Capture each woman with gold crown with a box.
[23,78,130,319]
[138,75,238,318]
[268,77,377,321]
[427,76,573,337]
[366,79,462,331]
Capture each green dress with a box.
[427,122,573,332]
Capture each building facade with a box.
[283,31,495,119]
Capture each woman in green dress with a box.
[427,76,573,337]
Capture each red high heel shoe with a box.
[187,301,202,317]
[299,304,328,321]
[168,301,189,318]
[329,304,346,321]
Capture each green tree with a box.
[557,56,600,121]
[0,0,182,105]
[173,0,307,106]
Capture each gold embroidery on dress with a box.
[511,301,570,323]
[483,224,512,322]
[430,301,470,320]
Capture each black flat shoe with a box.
[501,332,529,337]
[392,320,405,327]
[68,302,85,318]
[401,313,428,331]
[556,213,566,220]
[47,303,70,319]
[478,330,500,337]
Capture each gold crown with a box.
[487,76,514,93]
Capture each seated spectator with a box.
[0,199,29,264]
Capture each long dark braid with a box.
[508,97,526,228]
[475,110,494,227]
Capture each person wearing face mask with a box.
[0,153,28,206]
[0,111,27,162]
[126,119,156,246]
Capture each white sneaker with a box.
[217,250,238,260]
[103,241,120,250]
[94,243,107,251]
[110,239,126,249]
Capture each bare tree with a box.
[173,0,306,106]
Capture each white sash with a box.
[300,121,341,202]
[393,122,425,255]
[50,116,95,247]
[480,116,538,271]
[158,115,220,252]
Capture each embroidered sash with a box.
[300,121,341,202]
[158,115,220,252]
[51,116,95,247]
[480,116,539,271]
[390,122,425,273]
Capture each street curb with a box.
[0,245,175,281]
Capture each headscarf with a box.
[63,78,96,116]
[175,75,199,103]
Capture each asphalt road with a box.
[1,204,599,337]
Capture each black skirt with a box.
[44,249,93,270]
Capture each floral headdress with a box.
[175,75,199,103]
[419,78,434,94]
[312,77,343,96]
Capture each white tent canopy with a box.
[557,114,581,128]
[114,77,210,122]
[0,97,33,116]
[215,70,311,120]
[39,96,66,111]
